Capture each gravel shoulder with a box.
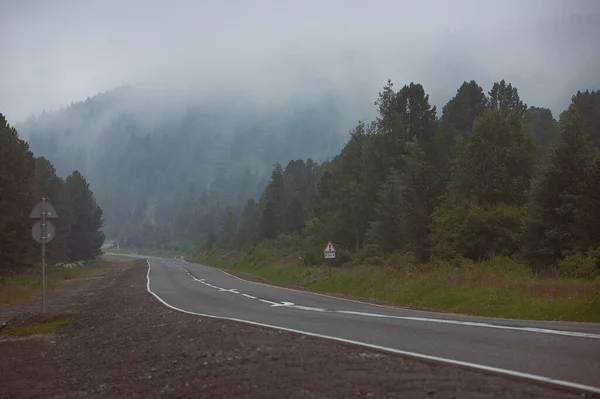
[0,260,595,399]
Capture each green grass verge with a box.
[103,246,187,258]
[196,249,600,323]
[1,313,72,337]
[0,259,112,306]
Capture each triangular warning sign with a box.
[323,241,336,253]
[29,199,58,219]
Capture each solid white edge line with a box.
[169,257,600,341]
[145,259,600,395]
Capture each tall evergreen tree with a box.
[488,80,527,117]
[522,106,592,269]
[523,107,559,164]
[66,171,105,261]
[432,110,535,260]
[367,170,405,252]
[0,113,36,274]
[447,110,535,205]
[575,155,600,251]
[32,156,71,264]
[259,163,286,239]
[435,80,488,169]
[396,83,438,163]
[570,90,600,151]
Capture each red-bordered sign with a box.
[323,241,336,253]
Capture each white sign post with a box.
[323,241,336,277]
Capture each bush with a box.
[356,244,380,263]
[363,256,385,265]
[51,261,85,270]
[558,249,600,280]
[432,200,524,260]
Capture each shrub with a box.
[363,256,385,266]
[558,249,600,280]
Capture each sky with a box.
[1,0,599,123]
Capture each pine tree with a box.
[396,83,438,163]
[32,156,71,264]
[66,171,105,261]
[488,80,527,118]
[0,113,36,274]
[448,110,535,205]
[575,155,600,250]
[367,170,405,252]
[259,163,285,239]
[435,80,488,169]
[523,107,559,164]
[396,143,444,262]
[432,110,535,260]
[570,90,600,151]
[216,207,237,249]
[522,105,592,269]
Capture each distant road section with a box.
[135,255,600,394]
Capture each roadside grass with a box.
[196,249,600,323]
[0,313,72,337]
[103,246,186,259]
[0,259,112,307]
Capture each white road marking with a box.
[335,311,600,340]
[178,262,600,341]
[219,288,240,294]
[146,259,600,395]
[291,305,327,312]
[269,301,295,307]
[258,299,279,306]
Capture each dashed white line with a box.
[258,299,279,306]
[172,259,600,341]
[146,259,600,396]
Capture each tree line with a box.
[0,113,105,276]
[213,80,600,273]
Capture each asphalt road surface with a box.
[135,255,600,395]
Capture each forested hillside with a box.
[18,85,366,248]
[0,114,105,276]
[209,80,600,276]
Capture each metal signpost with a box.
[323,241,336,278]
[30,197,58,313]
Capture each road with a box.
[138,255,600,395]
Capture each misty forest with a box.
[3,78,600,278]
[0,113,105,275]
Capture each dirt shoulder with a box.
[0,260,595,399]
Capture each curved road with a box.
[136,255,600,395]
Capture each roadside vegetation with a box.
[0,259,110,306]
[197,243,600,322]
[112,80,600,322]
[0,313,72,337]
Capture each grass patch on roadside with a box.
[0,313,72,337]
[0,259,112,307]
[103,246,187,258]
[196,248,600,322]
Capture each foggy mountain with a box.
[17,83,371,237]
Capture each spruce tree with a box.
[522,106,592,268]
[0,113,36,274]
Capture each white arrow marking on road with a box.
[258,299,279,305]
[270,301,295,307]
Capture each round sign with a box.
[31,221,56,243]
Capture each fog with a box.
[1,0,599,123]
